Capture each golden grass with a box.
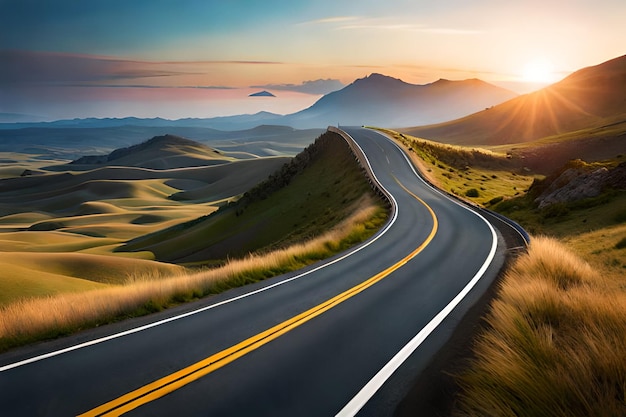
[561,223,626,287]
[0,202,386,351]
[458,236,626,416]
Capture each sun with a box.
[522,58,558,84]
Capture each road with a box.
[0,127,512,416]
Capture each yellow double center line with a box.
[80,177,437,417]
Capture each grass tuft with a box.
[458,236,626,417]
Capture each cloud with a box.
[251,79,345,95]
[307,16,482,35]
[417,28,484,35]
[0,50,183,85]
[300,16,360,25]
[0,50,283,87]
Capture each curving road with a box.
[0,127,514,416]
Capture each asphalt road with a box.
[0,127,510,416]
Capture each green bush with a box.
[465,188,480,197]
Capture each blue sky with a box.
[1,0,625,121]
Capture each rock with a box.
[605,162,626,189]
[535,166,610,208]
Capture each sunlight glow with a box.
[522,58,558,84]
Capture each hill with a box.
[64,134,231,170]
[284,74,517,128]
[402,54,626,146]
[119,131,388,265]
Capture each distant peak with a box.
[352,73,408,87]
[366,73,402,81]
[249,90,276,97]
[430,78,491,87]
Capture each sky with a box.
[1,0,625,122]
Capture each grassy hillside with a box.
[384,127,625,280]
[377,129,536,207]
[121,131,387,265]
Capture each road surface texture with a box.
[0,127,525,416]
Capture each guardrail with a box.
[327,126,394,212]
[482,208,531,246]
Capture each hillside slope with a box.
[403,54,626,145]
[120,131,387,265]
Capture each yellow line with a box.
[79,177,438,417]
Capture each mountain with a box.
[282,74,518,128]
[403,54,626,145]
[249,90,276,97]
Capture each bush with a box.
[615,237,626,249]
[465,188,480,197]
[488,196,504,205]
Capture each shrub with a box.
[465,188,480,197]
[615,237,626,249]
[488,196,504,205]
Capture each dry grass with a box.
[458,236,626,416]
[375,128,535,206]
[0,202,387,351]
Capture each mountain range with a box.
[0,74,517,131]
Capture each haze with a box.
[1,0,625,122]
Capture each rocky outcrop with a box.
[534,161,626,208]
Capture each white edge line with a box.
[335,129,499,416]
[0,130,399,373]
